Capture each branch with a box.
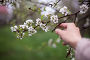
[66,48,72,58]
[52,11,80,32]
[52,20,66,32]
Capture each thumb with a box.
[55,29,65,36]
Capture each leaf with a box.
[32,6,37,11]
[44,7,46,11]
[38,8,41,14]
[41,15,44,20]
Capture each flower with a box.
[19,25,27,29]
[80,4,88,14]
[50,15,58,24]
[44,26,49,32]
[17,32,25,40]
[48,39,53,46]
[59,6,70,16]
[28,26,37,36]
[24,19,34,26]
[52,43,56,48]
[84,18,89,27]
[38,0,56,4]
[11,25,18,32]
[56,38,61,43]
[41,6,56,17]
[35,18,42,26]
[40,23,49,32]
[71,58,75,60]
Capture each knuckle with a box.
[76,27,80,30]
[71,23,75,26]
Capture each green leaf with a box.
[32,6,37,11]
[41,15,44,20]
[44,7,46,11]
[38,8,41,14]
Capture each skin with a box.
[55,23,81,49]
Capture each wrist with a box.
[70,37,81,49]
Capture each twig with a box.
[52,20,66,32]
[80,25,90,32]
[66,48,72,58]
[52,11,80,32]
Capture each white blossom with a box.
[35,18,42,26]
[19,25,26,29]
[41,7,56,17]
[20,38,22,40]
[17,32,25,40]
[38,0,56,4]
[48,39,53,46]
[50,15,58,24]
[52,43,57,48]
[49,2,55,7]
[56,38,61,43]
[26,19,34,24]
[28,34,32,36]
[22,33,25,36]
[38,0,56,17]
[40,23,49,32]
[24,19,34,26]
[19,25,28,29]
[28,26,37,36]
[59,6,71,16]
[17,35,19,39]
[66,48,69,53]
[11,25,18,32]
[80,4,88,14]
[71,58,75,60]
[84,18,90,27]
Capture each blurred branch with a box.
[29,0,61,8]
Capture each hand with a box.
[55,23,81,49]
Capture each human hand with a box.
[55,23,81,49]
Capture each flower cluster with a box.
[19,25,28,29]
[17,32,25,40]
[24,19,34,26]
[28,26,37,36]
[41,7,56,17]
[80,4,89,14]
[59,6,71,16]
[48,38,61,48]
[11,25,18,32]
[35,18,49,32]
[35,18,42,26]
[50,15,58,24]
[40,23,49,32]
[11,18,51,39]
[11,19,36,39]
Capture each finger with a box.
[61,23,76,30]
[60,23,68,28]
[60,23,75,28]
[55,29,65,36]
[76,27,80,31]
[68,23,76,28]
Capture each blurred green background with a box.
[0,26,69,60]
